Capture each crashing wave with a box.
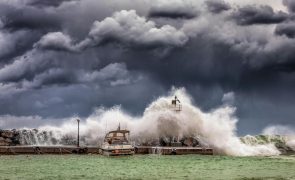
[1,88,291,156]
[241,135,295,154]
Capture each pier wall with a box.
[0,146,213,155]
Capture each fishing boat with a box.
[100,124,134,156]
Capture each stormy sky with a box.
[0,0,295,135]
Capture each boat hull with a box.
[100,148,135,156]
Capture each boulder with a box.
[0,141,9,146]
[1,130,14,138]
[181,137,200,147]
[183,138,194,146]
[0,130,21,146]
[11,137,20,145]
[4,138,12,143]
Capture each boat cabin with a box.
[104,129,130,145]
[100,124,134,156]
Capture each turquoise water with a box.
[0,155,295,180]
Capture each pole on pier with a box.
[77,119,80,147]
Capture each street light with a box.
[77,119,80,147]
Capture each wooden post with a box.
[77,119,80,147]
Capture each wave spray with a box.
[22,88,280,156]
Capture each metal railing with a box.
[172,104,182,112]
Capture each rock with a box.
[183,138,193,146]
[11,137,20,145]
[0,130,21,146]
[1,130,14,138]
[4,138,12,143]
[171,142,182,147]
[181,137,200,147]
[0,141,9,146]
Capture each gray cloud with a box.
[148,0,198,19]
[35,10,189,52]
[231,5,289,25]
[35,32,79,52]
[77,63,137,85]
[21,68,76,89]
[0,50,52,83]
[275,21,295,38]
[27,0,78,7]
[0,31,20,59]
[0,5,61,31]
[0,0,295,134]
[0,19,3,28]
[283,0,295,13]
[87,10,188,47]
[205,0,231,14]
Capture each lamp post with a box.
[77,119,80,147]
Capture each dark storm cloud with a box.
[231,5,289,25]
[275,21,295,38]
[205,0,231,14]
[28,0,78,7]
[35,10,188,52]
[148,0,198,19]
[0,5,61,30]
[0,30,43,64]
[148,10,196,19]
[0,50,56,83]
[0,0,295,134]
[283,0,295,13]
[0,63,161,118]
[0,3,57,63]
[25,68,77,89]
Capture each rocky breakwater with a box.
[0,129,78,146]
[0,130,20,146]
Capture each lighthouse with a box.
[171,96,182,112]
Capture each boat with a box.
[100,124,134,156]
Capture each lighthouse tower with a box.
[171,96,182,112]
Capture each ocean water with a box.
[0,155,294,180]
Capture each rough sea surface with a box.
[0,155,295,180]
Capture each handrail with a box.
[172,104,182,111]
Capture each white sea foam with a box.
[30,88,280,156]
[263,125,295,151]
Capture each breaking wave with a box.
[18,88,284,156]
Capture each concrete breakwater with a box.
[0,129,213,155]
[1,129,294,155]
[0,146,214,155]
[0,129,203,147]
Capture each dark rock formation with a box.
[0,129,20,146]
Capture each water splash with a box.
[18,88,281,156]
[262,125,295,151]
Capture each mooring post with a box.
[77,119,80,147]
